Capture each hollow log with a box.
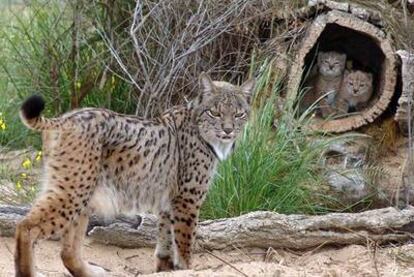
[287,9,397,133]
[1,205,414,251]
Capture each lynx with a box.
[335,70,373,114]
[301,51,347,117]
[14,73,255,277]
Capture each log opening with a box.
[287,10,397,133]
[301,23,385,104]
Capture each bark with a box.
[1,205,414,251]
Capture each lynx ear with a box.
[343,69,350,77]
[240,78,256,104]
[199,72,216,95]
[241,78,255,94]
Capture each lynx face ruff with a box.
[14,73,254,277]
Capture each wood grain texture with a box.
[2,205,414,251]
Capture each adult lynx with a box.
[14,73,255,276]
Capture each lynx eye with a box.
[206,110,220,118]
[235,112,246,119]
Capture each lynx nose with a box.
[223,127,233,135]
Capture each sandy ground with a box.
[2,237,414,276]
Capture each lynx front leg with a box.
[155,211,174,272]
[319,96,336,118]
[334,98,349,116]
[171,196,201,270]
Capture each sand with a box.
[2,237,414,276]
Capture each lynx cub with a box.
[301,51,346,117]
[336,70,373,114]
[14,73,254,277]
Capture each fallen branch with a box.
[1,205,414,251]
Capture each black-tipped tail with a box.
[21,95,45,120]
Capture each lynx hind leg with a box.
[155,211,174,272]
[15,194,76,277]
[14,215,40,277]
[15,132,102,277]
[61,213,106,277]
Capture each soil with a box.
[1,237,414,276]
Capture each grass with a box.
[0,5,33,148]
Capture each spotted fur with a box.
[14,73,254,277]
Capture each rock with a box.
[326,170,367,201]
[322,136,369,169]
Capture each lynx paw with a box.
[156,256,174,272]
